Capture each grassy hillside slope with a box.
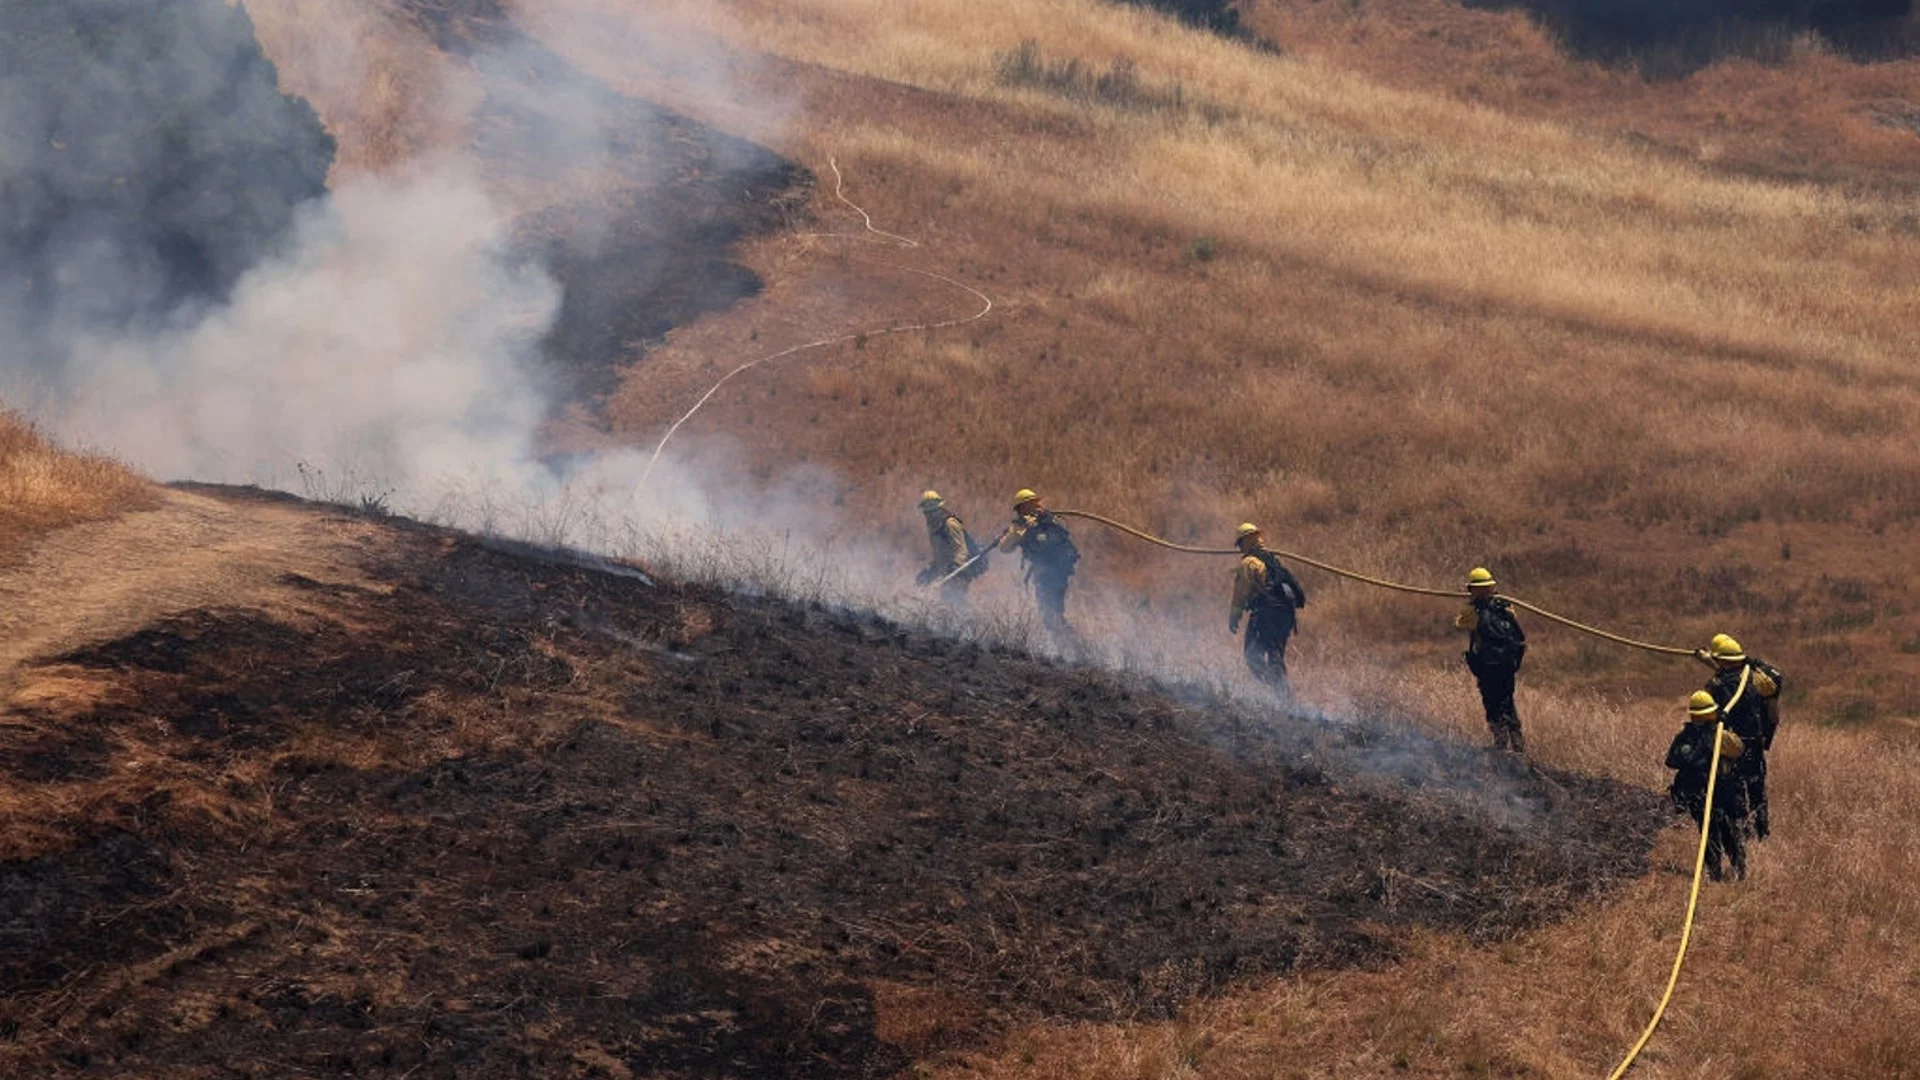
[32,0,1914,1075]
[1243,0,1920,187]
[512,2,1920,1075]
[520,0,1920,730]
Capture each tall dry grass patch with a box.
[555,0,1920,724]
[0,415,152,560]
[1241,0,1920,185]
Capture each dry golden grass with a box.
[1242,0,1920,187]
[0,414,152,562]
[531,0,1920,725]
[244,3,1920,1074]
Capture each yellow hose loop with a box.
[1606,705,1737,1078]
[1052,509,1695,655]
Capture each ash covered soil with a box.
[0,488,1664,1078]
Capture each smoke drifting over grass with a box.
[48,164,560,499]
[2,0,800,550]
[0,0,1566,784]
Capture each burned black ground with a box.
[0,491,1664,1078]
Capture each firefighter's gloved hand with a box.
[915,568,935,586]
[1228,618,1240,635]
[1693,648,1713,663]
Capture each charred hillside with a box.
[0,487,1664,1078]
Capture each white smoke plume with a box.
[0,3,1547,818]
[2,0,777,542]
[48,163,558,502]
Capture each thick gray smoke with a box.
[0,3,1540,815]
[0,0,789,541]
[48,163,561,499]
[0,0,334,346]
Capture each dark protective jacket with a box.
[1460,596,1527,674]
[1666,723,1746,806]
[1706,658,1780,749]
[1001,510,1079,579]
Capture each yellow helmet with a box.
[1709,633,1746,662]
[1236,522,1261,540]
[1687,690,1720,719]
[918,490,945,510]
[1012,488,1040,508]
[1466,567,1497,588]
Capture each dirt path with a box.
[0,487,378,693]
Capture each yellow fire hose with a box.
[1051,509,1697,657]
[1608,662,1749,1078]
[1040,508,1740,1076]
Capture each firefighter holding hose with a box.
[1668,690,1749,882]
[1695,633,1785,840]
[914,490,984,606]
[1228,523,1307,697]
[1000,488,1080,646]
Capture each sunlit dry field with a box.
[526,3,1920,1074]
[17,0,1918,1075]
[504,0,1920,727]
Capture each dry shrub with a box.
[0,414,152,561]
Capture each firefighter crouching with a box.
[1455,566,1528,754]
[1696,633,1785,840]
[1668,691,1749,882]
[999,488,1080,644]
[1228,523,1306,697]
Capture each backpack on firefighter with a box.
[1468,598,1526,673]
[1745,657,1786,750]
[1249,549,1304,628]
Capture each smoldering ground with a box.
[0,498,1667,1077]
[0,0,1619,830]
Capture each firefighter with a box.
[1695,633,1785,840]
[999,488,1080,644]
[1454,567,1528,753]
[1667,691,1749,882]
[1228,523,1307,696]
[914,491,978,605]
